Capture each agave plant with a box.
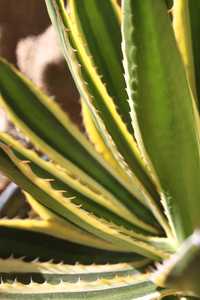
[0,0,200,298]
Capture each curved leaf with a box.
[122,0,200,242]
[0,227,140,265]
[173,0,197,102]
[0,145,169,259]
[69,0,132,131]
[45,0,172,239]
[188,0,200,108]
[0,257,147,284]
[153,230,200,297]
[0,58,163,235]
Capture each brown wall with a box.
[0,1,50,64]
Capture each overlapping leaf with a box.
[0,258,160,300]
[0,0,200,299]
[45,0,172,239]
[122,0,200,243]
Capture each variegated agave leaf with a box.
[0,0,200,299]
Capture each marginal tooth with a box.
[74,204,82,208]
[59,279,64,286]
[64,27,70,33]
[15,127,21,133]
[32,258,39,263]
[19,160,30,164]
[43,178,55,182]
[19,256,26,261]
[24,136,30,143]
[57,190,67,193]
[77,277,81,284]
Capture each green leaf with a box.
[0,227,141,265]
[153,230,200,297]
[0,238,157,300]
[0,133,160,236]
[0,257,147,284]
[81,100,150,206]
[173,0,198,103]
[188,0,200,109]
[0,283,158,300]
[45,0,172,239]
[122,0,200,242]
[69,0,132,132]
[0,259,160,300]
[0,144,169,259]
[0,58,163,236]
[0,146,125,253]
[0,192,121,252]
